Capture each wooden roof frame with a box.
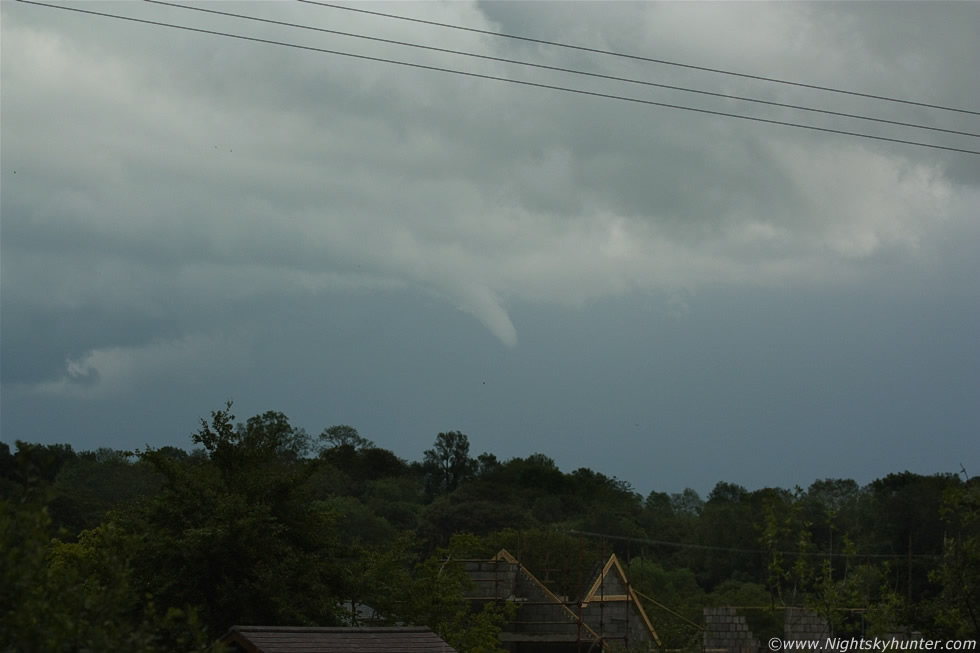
[491,549,604,645]
[581,553,663,647]
[492,549,519,564]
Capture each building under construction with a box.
[461,549,662,652]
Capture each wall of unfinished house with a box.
[462,558,658,651]
[703,607,760,653]
[704,608,861,653]
[578,601,653,648]
[462,559,582,643]
[783,608,831,644]
[463,559,519,601]
[580,569,656,649]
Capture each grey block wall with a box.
[703,608,760,653]
[580,601,654,647]
[463,557,660,651]
[783,608,830,644]
[462,560,519,601]
[512,568,580,636]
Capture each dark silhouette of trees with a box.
[319,424,375,451]
[422,431,475,497]
[2,406,973,647]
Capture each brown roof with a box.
[221,626,458,653]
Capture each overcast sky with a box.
[2,1,978,497]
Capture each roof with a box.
[581,554,662,647]
[221,626,458,653]
[490,549,604,644]
[466,550,661,650]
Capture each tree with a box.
[758,488,801,608]
[49,451,163,536]
[1,441,77,493]
[475,453,500,477]
[0,499,213,653]
[514,454,567,494]
[930,476,979,636]
[242,410,312,460]
[401,546,513,653]
[317,445,412,501]
[191,404,311,472]
[122,405,350,639]
[477,528,592,600]
[423,431,475,497]
[344,535,513,652]
[867,472,956,612]
[317,496,397,547]
[699,482,758,588]
[418,495,530,546]
[804,479,863,543]
[630,558,705,649]
[319,425,375,451]
[670,488,704,516]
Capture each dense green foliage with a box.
[1,408,976,651]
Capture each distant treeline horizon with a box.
[2,404,977,652]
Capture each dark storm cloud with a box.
[1,1,977,491]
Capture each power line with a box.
[568,530,941,560]
[301,0,980,118]
[142,0,980,140]
[15,0,980,156]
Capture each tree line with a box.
[1,404,977,652]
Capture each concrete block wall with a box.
[511,569,579,636]
[704,608,760,653]
[581,601,628,637]
[462,560,519,600]
[589,571,628,597]
[463,557,657,649]
[580,601,653,647]
[783,608,830,643]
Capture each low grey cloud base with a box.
[1,0,978,495]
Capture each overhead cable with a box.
[568,530,941,559]
[300,0,980,117]
[145,0,980,139]
[15,0,980,156]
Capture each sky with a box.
[1,1,978,498]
